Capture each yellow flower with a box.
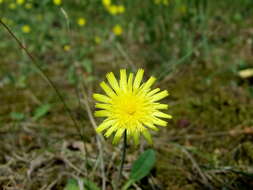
[163,0,169,6]
[94,36,102,44]
[25,3,32,9]
[53,0,61,6]
[117,5,125,14]
[77,17,86,27]
[9,3,17,9]
[16,0,25,5]
[21,25,31,33]
[93,69,172,145]
[102,0,111,7]
[63,45,71,52]
[154,0,161,4]
[108,5,117,15]
[113,24,123,36]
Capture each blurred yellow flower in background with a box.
[0,0,4,4]
[9,3,17,9]
[102,0,111,7]
[113,24,123,36]
[53,0,61,6]
[117,5,125,14]
[77,17,86,27]
[94,36,102,44]
[108,5,118,15]
[21,25,31,33]
[16,0,25,5]
[93,69,172,145]
[25,3,32,9]
[63,45,71,52]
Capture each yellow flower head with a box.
[25,3,32,9]
[117,5,125,14]
[53,0,61,6]
[9,3,17,9]
[102,0,111,7]
[113,24,123,36]
[93,69,172,145]
[107,5,117,15]
[16,0,25,5]
[77,17,86,27]
[63,44,71,52]
[21,25,31,33]
[94,36,102,44]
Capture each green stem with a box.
[117,130,127,188]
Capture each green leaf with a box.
[64,179,78,190]
[64,178,101,190]
[33,104,51,121]
[130,149,156,181]
[122,149,156,190]
[10,112,25,121]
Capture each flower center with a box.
[125,103,137,115]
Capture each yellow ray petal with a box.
[96,119,115,133]
[120,69,127,92]
[142,76,156,91]
[153,103,168,110]
[153,111,172,119]
[143,122,159,131]
[112,128,125,144]
[151,90,169,101]
[95,103,112,110]
[94,110,111,117]
[142,129,153,144]
[133,69,144,89]
[133,130,140,145]
[93,93,111,103]
[147,88,160,97]
[153,117,167,127]
[100,81,116,97]
[105,125,117,137]
[127,73,133,92]
[106,72,120,93]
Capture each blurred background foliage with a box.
[1,0,253,189]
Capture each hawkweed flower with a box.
[53,0,61,6]
[16,0,25,5]
[63,44,71,52]
[102,0,111,7]
[94,36,102,44]
[77,17,86,27]
[93,69,172,145]
[112,24,123,36]
[107,5,117,15]
[21,25,31,33]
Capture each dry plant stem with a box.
[81,89,106,190]
[0,19,83,140]
[117,130,127,188]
